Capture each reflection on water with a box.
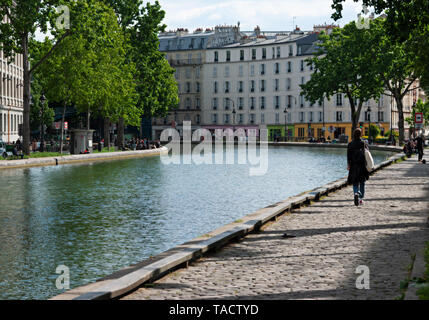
[0,146,394,299]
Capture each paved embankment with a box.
[0,147,168,170]
[119,154,428,300]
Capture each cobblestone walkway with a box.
[123,156,429,300]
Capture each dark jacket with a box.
[347,139,369,184]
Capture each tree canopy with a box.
[300,21,383,133]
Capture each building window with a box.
[274,79,279,92]
[214,51,219,62]
[196,98,200,109]
[212,114,218,124]
[262,48,266,59]
[275,63,280,74]
[301,76,305,85]
[239,114,244,124]
[250,97,255,110]
[261,113,265,124]
[287,61,292,73]
[195,114,201,124]
[365,111,371,122]
[240,50,244,61]
[275,113,280,124]
[336,93,343,106]
[260,96,266,109]
[336,111,343,122]
[185,68,191,79]
[224,114,230,124]
[238,81,243,93]
[213,66,217,78]
[226,50,231,62]
[212,98,218,110]
[260,79,265,92]
[286,78,291,91]
[250,80,255,92]
[289,45,293,56]
[309,111,313,122]
[300,94,304,108]
[238,97,244,110]
[224,98,230,110]
[300,60,304,71]
[214,81,218,94]
[186,82,191,93]
[299,112,305,123]
[195,82,200,93]
[224,81,230,93]
[224,66,230,77]
[275,96,280,109]
[287,95,293,108]
[252,49,256,60]
[250,114,255,124]
[260,64,265,75]
[186,98,191,109]
[277,46,281,58]
[378,111,384,122]
[250,64,255,76]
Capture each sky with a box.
[156,0,367,32]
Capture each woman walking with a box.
[347,128,369,206]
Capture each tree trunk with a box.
[103,117,110,150]
[22,34,31,155]
[60,102,67,154]
[87,111,91,130]
[396,96,406,145]
[118,117,125,150]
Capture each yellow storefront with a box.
[294,123,391,142]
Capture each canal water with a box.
[0,146,394,299]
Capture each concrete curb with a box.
[405,247,427,300]
[0,147,168,170]
[50,151,406,300]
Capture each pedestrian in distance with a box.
[416,134,424,162]
[347,128,370,206]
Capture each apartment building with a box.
[0,14,24,144]
[157,23,422,142]
[154,26,241,139]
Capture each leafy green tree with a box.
[29,75,55,133]
[101,1,178,146]
[300,21,383,134]
[331,0,429,91]
[32,1,139,152]
[0,1,75,154]
[368,18,420,145]
[369,123,381,141]
[129,2,179,128]
[406,99,429,128]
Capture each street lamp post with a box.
[226,98,236,129]
[322,99,326,142]
[40,94,46,153]
[367,106,372,144]
[284,108,288,141]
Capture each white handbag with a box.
[365,149,374,172]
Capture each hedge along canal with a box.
[0,145,397,299]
